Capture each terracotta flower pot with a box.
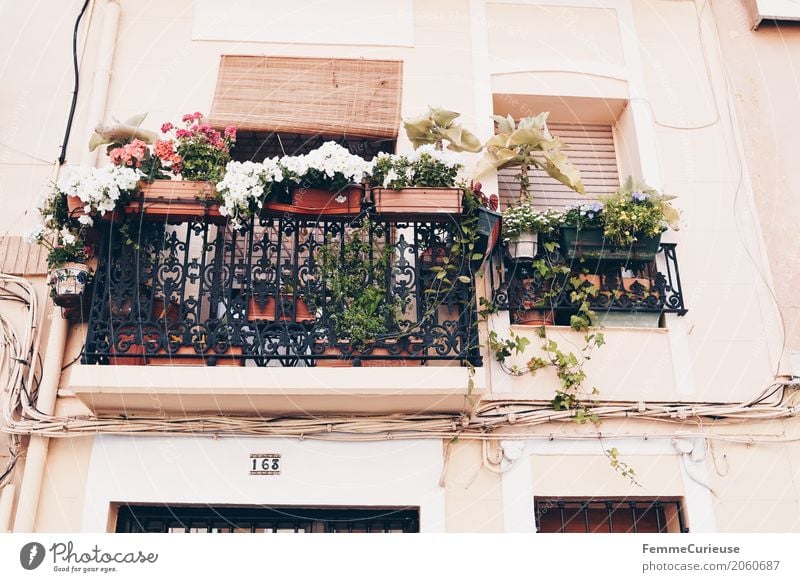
[248,295,314,322]
[126,180,223,223]
[315,344,352,367]
[109,333,147,366]
[149,344,243,366]
[622,277,652,294]
[372,187,463,216]
[515,309,555,326]
[287,185,363,215]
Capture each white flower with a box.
[23,223,45,244]
[77,214,94,226]
[383,169,398,188]
[216,158,285,230]
[282,142,371,185]
[56,165,140,217]
[60,227,76,245]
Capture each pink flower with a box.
[181,113,194,123]
[199,123,212,134]
[175,129,191,139]
[224,126,237,140]
[109,147,125,165]
[154,139,176,161]
[161,122,174,133]
[193,111,203,120]
[127,139,147,160]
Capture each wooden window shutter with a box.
[209,56,403,139]
[0,236,48,276]
[498,123,620,209]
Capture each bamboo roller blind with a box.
[209,56,403,139]
[499,123,620,210]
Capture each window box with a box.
[559,226,662,261]
[125,180,223,223]
[372,187,463,216]
[281,185,364,216]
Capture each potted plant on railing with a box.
[59,164,140,225]
[279,142,370,215]
[311,220,412,366]
[25,190,94,308]
[502,204,561,260]
[126,112,237,221]
[215,158,285,229]
[559,177,680,261]
[371,107,481,216]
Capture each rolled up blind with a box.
[209,55,403,139]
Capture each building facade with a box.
[0,0,798,533]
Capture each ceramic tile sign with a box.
[249,453,281,476]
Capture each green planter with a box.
[559,226,662,261]
[471,207,502,270]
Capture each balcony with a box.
[490,242,686,326]
[81,211,482,369]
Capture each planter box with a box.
[125,180,223,223]
[372,187,463,216]
[286,185,363,215]
[559,226,662,261]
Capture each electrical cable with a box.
[57,0,91,165]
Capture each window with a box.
[498,122,620,210]
[115,505,420,533]
[535,498,688,533]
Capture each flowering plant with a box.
[601,178,678,246]
[25,188,92,269]
[154,112,236,182]
[56,165,140,226]
[502,204,562,241]
[215,158,284,230]
[282,141,371,193]
[561,178,680,246]
[562,201,605,230]
[369,145,463,189]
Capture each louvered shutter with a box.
[498,123,619,210]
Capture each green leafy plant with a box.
[601,177,679,246]
[481,112,584,202]
[314,220,402,351]
[403,107,482,152]
[369,146,463,189]
[155,112,236,182]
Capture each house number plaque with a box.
[250,453,281,475]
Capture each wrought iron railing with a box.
[535,498,688,533]
[83,212,481,366]
[491,243,687,324]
